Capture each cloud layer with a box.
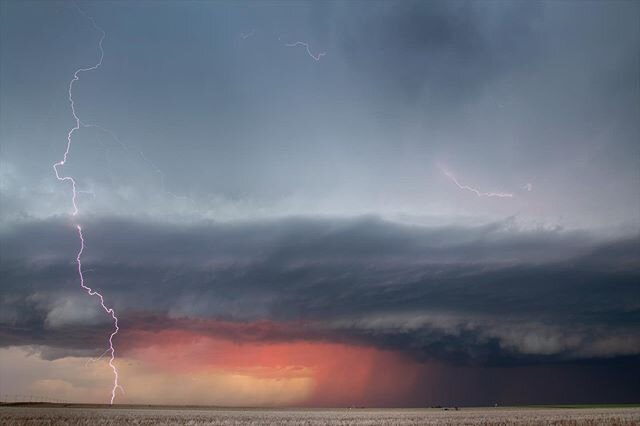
[2,216,638,366]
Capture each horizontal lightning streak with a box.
[440,165,514,198]
[284,41,326,61]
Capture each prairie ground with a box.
[1,406,640,425]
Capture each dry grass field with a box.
[1,406,639,425]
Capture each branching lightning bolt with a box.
[439,164,514,198]
[52,9,122,404]
[284,41,326,61]
[82,123,197,205]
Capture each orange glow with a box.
[120,319,432,406]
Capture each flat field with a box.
[1,406,639,425]
[0,406,640,426]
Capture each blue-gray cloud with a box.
[1,215,638,365]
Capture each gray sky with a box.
[2,0,639,228]
[0,0,639,406]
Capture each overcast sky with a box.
[1,0,639,406]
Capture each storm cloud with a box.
[2,216,638,366]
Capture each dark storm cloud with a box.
[337,1,543,103]
[1,215,638,364]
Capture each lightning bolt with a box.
[439,164,514,198]
[240,30,326,61]
[284,41,326,61]
[76,225,121,404]
[52,8,122,404]
[240,29,255,39]
[84,122,196,205]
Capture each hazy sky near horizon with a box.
[1,0,639,406]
